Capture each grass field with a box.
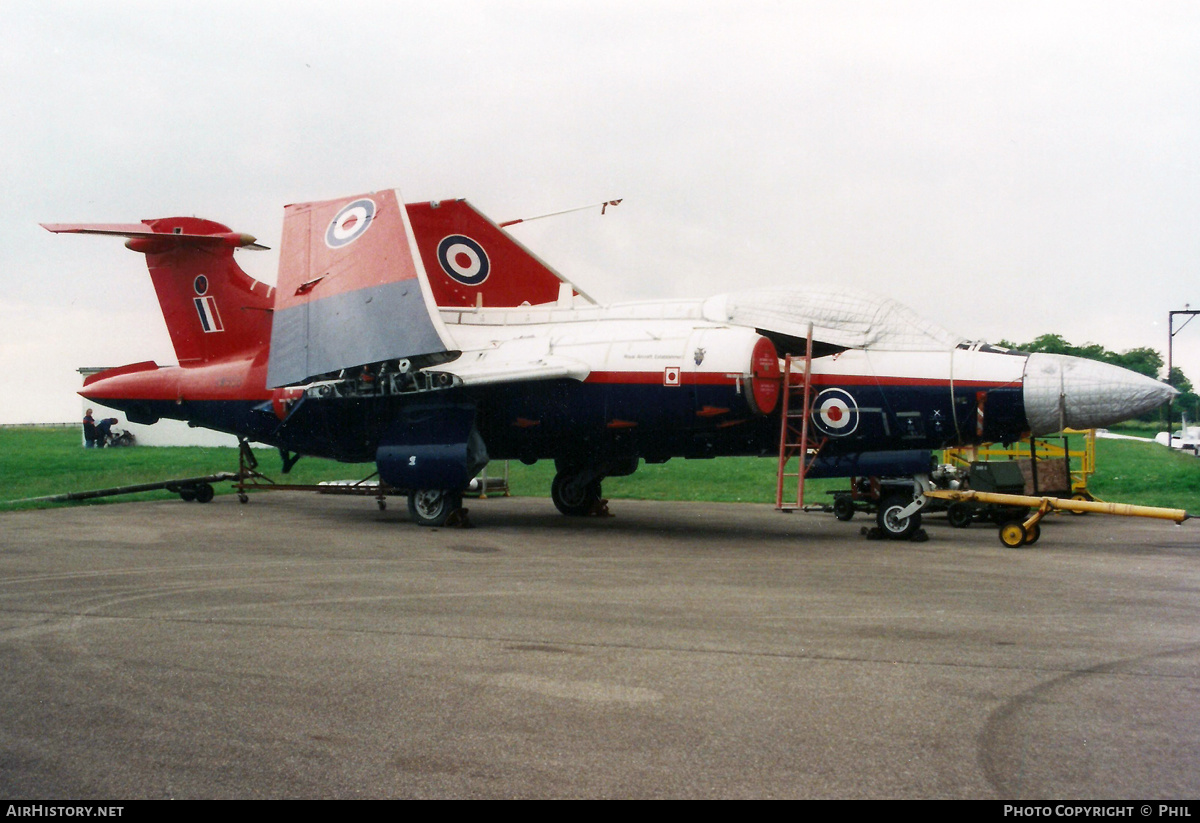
[1,426,1198,513]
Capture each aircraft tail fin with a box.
[267,190,454,388]
[406,199,593,309]
[42,218,275,366]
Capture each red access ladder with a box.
[775,326,825,511]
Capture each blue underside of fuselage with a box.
[98,379,1028,475]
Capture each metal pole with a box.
[1167,309,1199,447]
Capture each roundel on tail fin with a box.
[436,235,490,285]
[325,199,376,248]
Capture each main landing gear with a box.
[551,472,605,516]
[407,489,466,527]
[549,457,634,517]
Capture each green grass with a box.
[1088,430,1200,510]
[0,427,352,509]
[2,426,1198,513]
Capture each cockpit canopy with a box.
[703,287,971,357]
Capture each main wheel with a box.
[179,488,196,502]
[551,472,602,516]
[408,489,462,527]
[832,496,856,522]
[194,483,215,504]
[947,502,974,529]
[876,494,922,540]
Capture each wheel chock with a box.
[444,507,473,528]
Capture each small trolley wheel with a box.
[194,483,215,503]
[999,521,1028,549]
[947,502,973,529]
[377,499,387,511]
[1069,492,1091,515]
[832,496,856,522]
[238,493,249,504]
[1024,523,1041,545]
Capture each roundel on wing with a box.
[193,275,209,295]
[436,235,490,286]
[811,388,860,437]
[325,198,376,248]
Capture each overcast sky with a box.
[3,1,1198,423]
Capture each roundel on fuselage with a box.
[436,235,490,286]
[325,198,376,248]
[812,388,860,437]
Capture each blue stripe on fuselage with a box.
[92,378,1027,465]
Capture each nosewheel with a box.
[876,494,922,540]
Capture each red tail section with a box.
[43,218,275,365]
[406,199,583,308]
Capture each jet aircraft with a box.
[44,189,1176,532]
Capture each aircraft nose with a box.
[1023,352,1178,435]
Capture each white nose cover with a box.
[1022,353,1177,435]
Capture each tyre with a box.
[999,521,1028,548]
[832,496,856,522]
[947,502,973,529]
[876,494,922,540]
[179,488,196,502]
[408,489,462,527]
[551,472,601,516]
[194,483,215,503]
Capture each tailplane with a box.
[42,218,275,365]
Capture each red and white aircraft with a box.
[44,189,1175,529]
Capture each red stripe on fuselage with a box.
[808,374,1019,389]
[584,371,739,386]
[584,370,1018,389]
